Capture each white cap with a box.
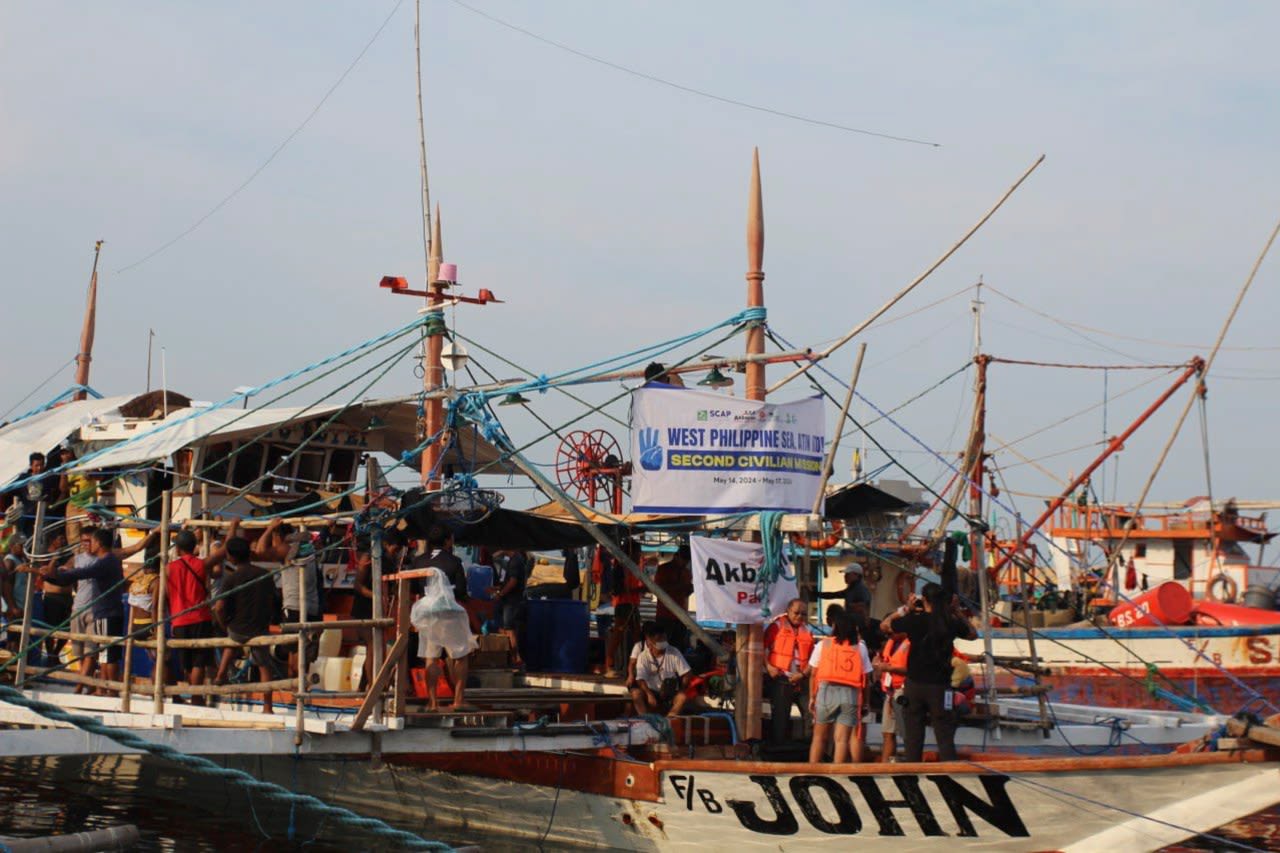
[843,562,864,576]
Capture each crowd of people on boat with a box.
[4,444,982,757]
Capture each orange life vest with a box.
[764,617,816,674]
[879,637,910,691]
[815,639,865,688]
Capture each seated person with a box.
[628,625,700,717]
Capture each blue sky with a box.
[2,1,1278,515]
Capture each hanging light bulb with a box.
[697,367,734,388]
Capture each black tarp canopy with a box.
[823,482,910,519]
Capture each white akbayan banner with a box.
[690,536,798,624]
[630,387,826,513]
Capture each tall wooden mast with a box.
[738,149,766,742]
[422,205,445,488]
[73,241,104,401]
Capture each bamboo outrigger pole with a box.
[73,241,104,401]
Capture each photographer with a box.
[879,582,977,762]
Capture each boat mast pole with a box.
[738,148,766,743]
[73,241,104,401]
[422,211,445,489]
[414,0,444,490]
[970,353,1000,732]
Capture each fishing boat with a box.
[3,23,1279,847]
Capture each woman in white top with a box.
[807,610,872,763]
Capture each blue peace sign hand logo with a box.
[638,428,664,471]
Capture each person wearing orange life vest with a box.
[763,598,816,745]
[875,627,912,762]
[807,610,872,763]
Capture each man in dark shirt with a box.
[7,452,58,537]
[489,549,528,667]
[880,583,977,762]
[819,562,873,619]
[414,526,468,604]
[41,527,125,690]
[212,537,284,714]
[653,544,693,651]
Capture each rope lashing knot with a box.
[422,310,448,337]
[732,306,768,328]
[535,374,550,394]
[449,392,506,444]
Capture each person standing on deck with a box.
[653,544,693,652]
[874,621,913,761]
[349,539,378,688]
[252,518,320,675]
[59,526,156,692]
[37,530,73,660]
[819,562,872,621]
[4,452,55,537]
[808,609,872,763]
[604,540,646,678]
[410,524,476,710]
[166,527,234,705]
[489,549,528,669]
[40,528,127,694]
[880,583,977,762]
[212,537,284,714]
[763,598,816,745]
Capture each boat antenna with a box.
[415,0,432,284]
[73,240,104,401]
[146,329,155,393]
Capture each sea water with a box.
[0,762,528,852]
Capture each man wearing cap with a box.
[820,562,873,620]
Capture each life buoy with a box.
[790,520,844,551]
[1208,573,1238,603]
[895,572,916,605]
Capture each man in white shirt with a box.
[628,625,699,716]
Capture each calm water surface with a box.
[0,763,533,852]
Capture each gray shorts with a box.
[882,691,905,735]
[70,609,96,658]
[815,682,860,727]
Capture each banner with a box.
[690,536,798,624]
[630,387,826,513]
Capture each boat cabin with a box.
[1048,497,1278,601]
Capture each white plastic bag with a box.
[411,568,476,660]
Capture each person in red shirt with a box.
[604,540,647,678]
[166,524,234,704]
[763,598,816,745]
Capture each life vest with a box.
[880,637,910,691]
[815,639,865,688]
[764,616,815,674]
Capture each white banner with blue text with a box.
[630,386,826,513]
[690,536,798,624]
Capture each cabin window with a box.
[1173,541,1192,580]
[1134,544,1147,559]
[328,449,358,486]
[231,442,265,489]
[204,442,233,486]
[294,450,325,488]
[262,444,293,492]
